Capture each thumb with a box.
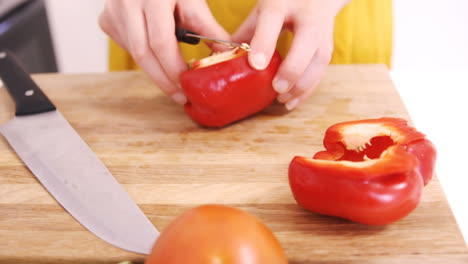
[235,8,284,70]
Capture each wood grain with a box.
[0,65,466,263]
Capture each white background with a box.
[44,0,468,244]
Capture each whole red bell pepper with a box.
[289,117,436,225]
[180,48,282,127]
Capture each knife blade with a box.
[0,50,159,255]
[175,27,251,51]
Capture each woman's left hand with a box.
[232,0,350,110]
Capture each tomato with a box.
[146,205,288,264]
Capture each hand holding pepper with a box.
[98,0,231,105]
[233,0,350,110]
[99,0,351,113]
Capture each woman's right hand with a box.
[99,0,230,104]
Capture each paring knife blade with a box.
[175,27,251,50]
[0,50,158,255]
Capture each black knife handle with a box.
[0,50,56,116]
[175,27,200,45]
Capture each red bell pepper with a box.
[289,117,436,225]
[180,48,282,127]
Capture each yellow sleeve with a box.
[108,38,139,71]
[108,0,393,71]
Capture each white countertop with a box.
[391,68,468,245]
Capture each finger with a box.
[144,1,188,85]
[247,7,285,70]
[273,23,321,94]
[278,49,331,110]
[178,1,231,52]
[140,58,188,105]
[288,72,323,111]
[231,7,259,44]
[283,79,319,111]
[98,4,129,50]
[124,5,186,104]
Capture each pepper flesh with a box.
[289,117,437,225]
[180,49,282,127]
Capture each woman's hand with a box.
[99,0,230,104]
[233,0,350,110]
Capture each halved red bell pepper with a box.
[289,117,437,225]
[180,48,282,127]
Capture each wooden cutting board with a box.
[0,65,466,263]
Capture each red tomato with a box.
[146,205,288,264]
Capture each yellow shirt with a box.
[108,0,392,71]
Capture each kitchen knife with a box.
[0,50,158,254]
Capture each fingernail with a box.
[285,97,300,110]
[172,92,187,105]
[273,78,289,94]
[251,53,266,70]
[277,93,293,103]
